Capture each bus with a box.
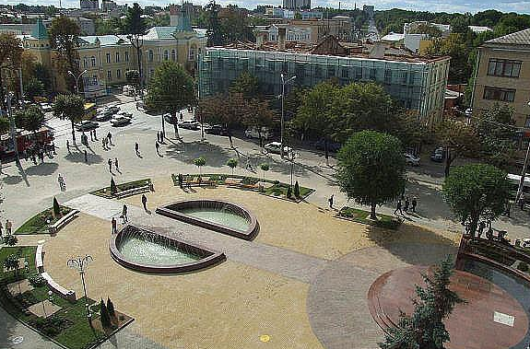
[84,103,97,120]
[0,127,54,160]
[507,173,530,200]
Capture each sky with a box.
[2,0,530,14]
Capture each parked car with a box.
[264,142,292,155]
[39,103,53,112]
[315,138,341,152]
[75,120,99,131]
[245,127,273,140]
[117,111,133,118]
[103,105,120,116]
[404,153,420,166]
[430,147,445,162]
[110,116,131,127]
[178,120,200,130]
[163,113,178,125]
[205,125,228,135]
[95,112,112,121]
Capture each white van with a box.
[245,127,273,140]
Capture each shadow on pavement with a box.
[64,152,104,164]
[166,141,231,168]
[24,163,59,176]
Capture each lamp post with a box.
[6,92,20,164]
[68,70,88,96]
[515,101,530,202]
[289,149,298,187]
[67,255,93,306]
[127,34,144,100]
[280,73,296,159]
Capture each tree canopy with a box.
[15,105,45,137]
[229,72,260,100]
[53,94,85,142]
[337,130,406,220]
[443,163,510,236]
[49,16,81,92]
[122,3,147,35]
[0,34,23,109]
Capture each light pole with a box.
[6,92,20,164]
[68,70,88,96]
[280,73,296,159]
[67,255,93,307]
[289,149,298,187]
[516,101,530,202]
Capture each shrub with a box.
[110,179,117,195]
[53,198,60,217]
[273,180,280,184]
[4,235,18,246]
[107,297,116,319]
[30,317,64,337]
[287,186,292,198]
[29,275,47,287]
[517,262,529,272]
[294,181,300,198]
[100,299,112,329]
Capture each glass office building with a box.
[198,46,450,124]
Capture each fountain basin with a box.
[156,199,259,240]
[110,225,225,273]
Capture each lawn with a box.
[0,246,106,349]
[339,207,401,230]
[91,178,152,199]
[15,206,73,235]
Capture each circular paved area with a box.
[369,266,529,349]
[307,243,456,349]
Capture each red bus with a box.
[0,126,54,160]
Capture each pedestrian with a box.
[107,132,113,146]
[394,199,403,215]
[0,159,3,174]
[89,130,94,141]
[114,158,119,172]
[141,194,148,211]
[505,201,511,218]
[0,220,3,238]
[155,141,160,153]
[404,197,410,212]
[122,205,128,223]
[58,173,65,191]
[411,197,417,212]
[111,217,117,234]
[180,112,183,121]
[178,173,183,188]
[5,219,12,235]
[108,159,112,172]
[477,221,486,238]
[328,194,334,209]
[519,195,525,210]
[186,174,191,188]
[135,142,139,155]
[84,150,88,163]
[93,128,97,140]
[66,140,70,153]
[198,176,202,187]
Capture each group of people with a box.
[0,219,13,237]
[23,143,54,165]
[102,132,113,150]
[394,196,418,215]
[176,173,192,188]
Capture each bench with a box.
[115,185,151,199]
[35,244,44,273]
[41,272,76,303]
[184,177,215,187]
[48,209,79,234]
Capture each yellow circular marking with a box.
[259,334,270,342]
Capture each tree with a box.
[194,157,206,175]
[20,51,37,86]
[220,6,255,43]
[24,78,45,102]
[4,254,20,277]
[53,197,60,217]
[0,117,11,135]
[229,72,259,100]
[380,256,464,349]
[110,178,117,195]
[125,70,140,94]
[426,33,472,83]
[34,63,51,92]
[435,118,480,177]
[99,299,112,329]
[49,16,81,92]
[205,0,224,46]
[145,61,195,139]
[337,131,406,220]
[226,158,238,175]
[122,3,146,35]
[259,163,269,187]
[443,163,509,237]
[0,34,23,109]
[4,235,18,246]
[15,105,45,139]
[244,99,275,147]
[53,94,85,142]
[294,181,300,198]
[106,298,116,319]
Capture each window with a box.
[369,68,376,80]
[107,70,112,81]
[148,50,154,62]
[315,66,322,78]
[384,69,392,83]
[117,69,121,79]
[328,67,335,77]
[91,56,96,67]
[171,49,176,61]
[164,50,169,61]
[269,61,275,71]
[483,86,516,102]
[106,53,111,64]
[125,51,129,62]
[115,52,120,63]
[342,69,349,78]
[83,57,88,68]
[488,58,521,78]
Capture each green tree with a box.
[220,5,255,43]
[0,34,23,109]
[0,117,10,134]
[110,178,117,195]
[49,16,81,92]
[380,256,464,349]
[53,197,60,217]
[24,78,45,101]
[4,254,20,277]
[226,158,238,175]
[443,163,509,237]
[106,298,116,319]
[337,131,406,220]
[145,61,195,139]
[205,0,224,46]
[229,72,259,100]
[244,99,275,147]
[99,299,112,329]
[426,33,471,83]
[294,181,300,198]
[194,157,206,175]
[15,105,45,139]
[4,235,18,246]
[53,94,85,142]
[122,3,147,35]
[125,69,140,95]
[34,63,51,92]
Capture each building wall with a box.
[199,48,449,123]
[472,45,530,127]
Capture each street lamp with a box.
[68,70,88,96]
[41,290,53,318]
[67,255,93,305]
[515,101,530,202]
[280,73,296,159]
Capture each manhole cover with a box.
[11,336,24,345]
[259,334,270,343]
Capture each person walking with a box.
[114,158,119,172]
[84,150,88,163]
[111,217,117,234]
[107,132,113,146]
[178,173,183,188]
[411,197,417,212]
[155,141,160,154]
[404,197,410,212]
[135,142,139,155]
[394,199,403,215]
[0,220,3,238]
[186,174,191,189]
[0,159,3,174]
[141,194,148,211]
[328,195,334,209]
[93,128,97,140]
[66,140,70,153]
[58,173,65,191]
[519,194,525,210]
[89,130,94,141]
[122,205,128,223]
[477,221,486,238]
[108,159,113,172]
[5,219,12,235]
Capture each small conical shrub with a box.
[100,299,112,329]
[53,197,60,217]
[287,186,292,199]
[107,297,116,319]
[294,181,300,198]
[110,178,117,196]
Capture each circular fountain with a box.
[110,225,225,273]
[156,199,259,240]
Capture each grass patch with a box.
[339,207,401,230]
[91,178,151,199]
[15,207,73,235]
[0,246,106,349]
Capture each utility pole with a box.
[7,93,20,164]
[280,73,296,159]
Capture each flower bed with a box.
[15,207,73,235]
[338,207,401,230]
[91,179,152,199]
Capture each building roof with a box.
[175,10,192,32]
[485,28,530,46]
[31,18,48,40]
[144,26,179,40]
[381,33,404,42]
[468,25,492,33]
[78,35,127,47]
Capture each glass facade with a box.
[199,48,450,122]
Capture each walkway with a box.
[65,194,330,284]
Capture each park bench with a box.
[115,185,151,199]
[48,209,79,234]
[184,176,215,187]
[35,244,44,273]
[40,272,76,303]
